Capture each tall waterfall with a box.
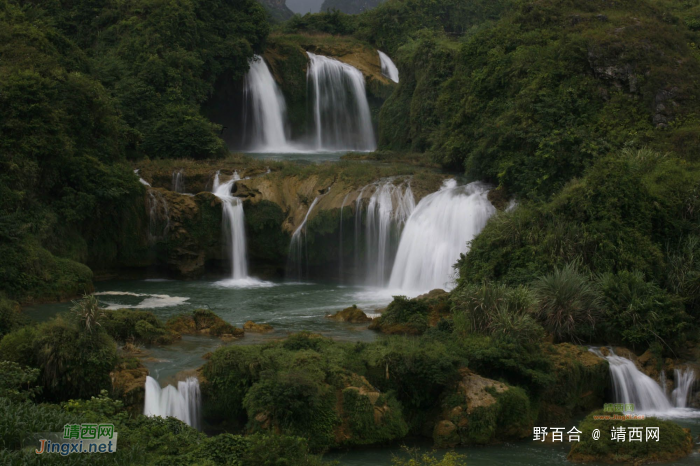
[147,189,170,244]
[213,171,248,280]
[242,55,291,152]
[307,52,376,151]
[590,348,698,413]
[362,180,415,286]
[378,50,399,83]
[388,180,495,292]
[144,376,201,429]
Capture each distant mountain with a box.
[258,0,294,21]
[321,0,383,15]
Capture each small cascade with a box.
[590,348,699,414]
[134,169,151,186]
[212,171,248,279]
[671,367,697,408]
[144,376,201,429]
[242,55,292,152]
[147,189,170,244]
[378,50,399,83]
[388,180,495,292]
[287,196,323,280]
[362,180,415,286]
[339,194,349,283]
[306,52,376,151]
[171,170,185,193]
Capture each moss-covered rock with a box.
[110,358,149,411]
[434,369,533,447]
[538,344,610,425]
[568,411,694,464]
[243,321,274,333]
[167,309,243,339]
[370,291,449,335]
[328,305,371,323]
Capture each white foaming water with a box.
[671,367,697,408]
[590,348,700,417]
[307,52,376,151]
[388,180,495,292]
[213,171,248,280]
[144,376,201,429]
[94,291,189,309]
[378,50,399,83]
[363,180,415,286]
[242,55,294,152]
[134,169,150,186]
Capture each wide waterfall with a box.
[242,55,292,152]
[306,52,376,151]
[591,348,698,414]
[378,50,399,83]
[144,376,201,429]
[388,180,495,292]
[213,171,248,281]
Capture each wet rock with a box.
[110,360,149,410]
[167,309,243,340]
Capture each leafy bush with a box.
[102,308,174,344]
[532,263,602,343]
[0,361,41,402]
[370,295,429,334]
[598,271,690,350]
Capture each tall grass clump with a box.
[532,263,602,343]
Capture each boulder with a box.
[243,320,274,333]
[327,305,371,323]
[110,360,149,411]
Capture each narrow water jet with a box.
[388,180,494,292]
[378,50,399,83]
[147,189,170,244]
[241,55,292,152]
[287,196,323,280]
[171,170,185,193]
[144,376,201,429]
[306,52,376,151]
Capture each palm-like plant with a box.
[71,294,104,334]
[532,262,602,343]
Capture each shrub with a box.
[533,263,602,343]
[0,361,41,402]
[598,270,690,350]
[102,308,175,344]
[71,294,104,334]
[0,297,25,338]
[370,296,429,334]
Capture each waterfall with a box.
[378,50,399,83]
[590,348,699,414]
[287,196,323,280]
[242,55,292,152]
[306,52,376,151]
[363,180,415,286]
[172,170,185,193]
[212,171,248,279]
[134,169,150,186]
[671,367,697,408]
[147,189,170,244]
[339,194,349,283]
[144,376,201,429]
[388,180,495,292]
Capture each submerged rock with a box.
[327,305,371,323]
[243,320,274,333]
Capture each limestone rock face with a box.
[327,305,371,323]
[110,361,149,411]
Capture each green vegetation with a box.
[102,308,179,345]
[568,410,694,463]
[167,308,243,338]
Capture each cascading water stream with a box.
[287,195,323,280]
[363,180,415,286]
[671,367,697,408]
[212,171,248,280]
[144,376,201,429]
[590,348,699,414]
[388,180,495,292]
[241,55,292,152]
[306,52,376,151]
[172,170,185,193]
[378,50,399,83]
